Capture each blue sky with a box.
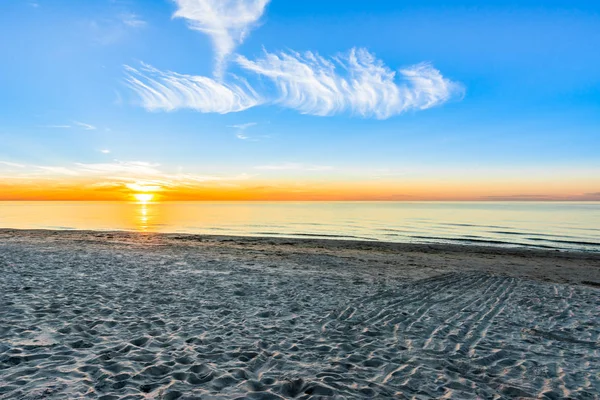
[0,0,599,200]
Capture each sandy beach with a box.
[1,229,599,399]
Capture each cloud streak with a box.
[120,13,146,28]
[75,161,162,176]
[228,122,257,130]
[73,121,97,130]
[173,0,270,76]
[37,166,80,176]
[125,63,262,113]
[0,161,25,168]
[42,125,72,129]
[3,160,252,193]
[228,122,257,140]
[238,48,463,119]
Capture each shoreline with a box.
[1,228,599,287]
[0,227,600,254]
[2,227,600,254]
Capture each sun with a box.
[133,193,154,203]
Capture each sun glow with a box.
[133,193,154,203]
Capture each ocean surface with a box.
[1,201,599,252]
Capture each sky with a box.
[0,0,599,201]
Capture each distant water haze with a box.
[0,201,599,252]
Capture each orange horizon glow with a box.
[1,178,599,201]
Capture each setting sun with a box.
[133,193,154,203]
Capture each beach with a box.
[1,229,599,399]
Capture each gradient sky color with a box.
[1,0,599,201]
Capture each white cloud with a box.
[254,163,333,171]
[172,0,270,76]
[125,63,262,113]
[73,121,97,130]
[100,149,111,154]
[237,48,464,119]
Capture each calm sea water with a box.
[1,201,599,252]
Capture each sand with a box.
[0,229,599,399]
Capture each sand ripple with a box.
[1,239,599,399]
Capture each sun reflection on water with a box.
[133,194,157,231]
[138,204,149,231]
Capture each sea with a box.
[0,201,599,252]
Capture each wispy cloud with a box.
[125,63,262,113]
[100,149,111,154]
[7,160,251,188]
[228,122,257,130]
[0,161,25,168]
[120,13,146,28]
[254,163,333,171]
[172,0,270,76]
[238,48,464,119]
[228,122,257,140]
[114,90,124,106]
[125,49,462,119]
[37,166,81,176]
[166,172,251,184]
[86,9,147,46]
[75,161,162,175]
[73,121,97,130]
[87,20,125,46]
[42,124,72,129]
[40,122,97,130]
